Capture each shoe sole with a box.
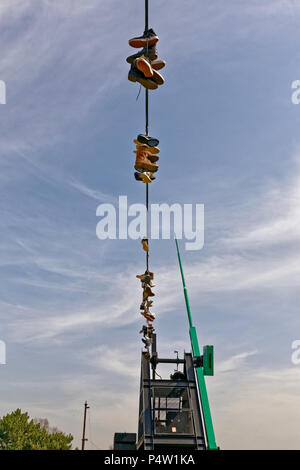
[135,174,155,182]
[137,76,157,90]
[135,58,153,78]
[129,36,159,48]
[137,135,159,147]
[136,151,159,163]
[135,161,158,172]
[134,140,160,154]
[151,60,166,71]
[140,175,152,183]
[128,73,158,90]
[152,70,164,85]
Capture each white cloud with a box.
[217,350,258,374]
[68,179,117,203]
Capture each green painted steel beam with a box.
[175,237,218,450]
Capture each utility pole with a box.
[81,401,89,450]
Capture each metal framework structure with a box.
[136,239,218,451]
[137,348,206,450]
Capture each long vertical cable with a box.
[145,0,149,272]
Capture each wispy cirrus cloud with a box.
[1,0,300,452]
[68,179,117,204]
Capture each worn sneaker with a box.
[135,55,153,78]
[140,172,153,183]
[129,28,159,48]
[136,271,154,281]
[126,44,158,64]
[152,70,164,86]
[128,64,158,90]
[133,140,160,154]
[135,150,158,172]
[142,311,156,322]
[147,325,155,334]
[140,274,151,284]
[151,59,166,71]
[145,271,154,280]
[141,277,155,288]
[133,149,159,164]
[141,237,149,252]
[137,134,159,147]
[134,172,155,183]
[143,285,155,298]
[142,337,152,348]
[140,300,148,311]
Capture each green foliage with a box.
[0,409,73,450]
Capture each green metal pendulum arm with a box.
[175,237,218,450]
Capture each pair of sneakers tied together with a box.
[137,269,156,359]
[127,28,165,90]
[139,324,155,352]
[134,133,160,183]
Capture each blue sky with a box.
[1,0,300,449]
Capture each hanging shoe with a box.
[135,55,153,78]
[140,299,153,312]
[126,44,158,64]
[147,325,155,334]
[139,325,148,335]
[136,271,154,280]
[151,59,166,71]
[134,140,160,154]
[129,29,159,48]
[133,149,159,164]
[135,149,159,172]
[144,351,151,360]
[141,278,156,288]
[137,134,159,147]
[143,285,155,298]
[142,311,156,322]
[144,280,155,288]
[142,289,148,300]
[152,70,164,86]
[140,172,153,183]
[140,273,151,284]
[147,154,159,164]
[145,146,160,155]
[135,171,155,182]
[141,237,149,252]
[145,270,154,280]
[142,337,152,348]
[128,64,158,90]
